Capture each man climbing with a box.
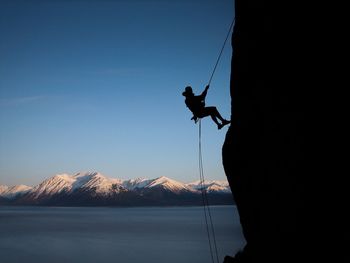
[182,85,231,129]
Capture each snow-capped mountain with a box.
[121,176,194,193]
[186,180,231,193]
[0,185,8,194]
[29,172,125,199]
[141,176,194,193]
[0,172,233,206]
[122,177,152,190]
[0,184,32,199]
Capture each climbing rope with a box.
[197,18,235,263]
[208,18,235,86]
[199,119,220,263]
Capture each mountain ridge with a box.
[0,172,233,206]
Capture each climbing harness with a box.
[198,18,235,263]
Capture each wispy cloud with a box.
[0,96,46,107]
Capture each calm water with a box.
[0,206,245,263]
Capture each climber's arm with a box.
[200,85,209,99]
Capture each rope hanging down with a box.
[198,18,235,263]
[199,120,220,263]
[208,18,235,86]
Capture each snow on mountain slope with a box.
[1,172,231,201]
[144,176,194,192]
[30,172,125,198]
[71,172,123,191]
[31,174,75,198]
[78,172,124,194]
[205,183,231,193]
[186,180,231,193]
[122,176,192,192]
[0,185,32,199]
[0,185,9,194]
[122,178,152,190]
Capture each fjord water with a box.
[0,206,245,263]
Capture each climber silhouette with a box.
[182,85,230,129]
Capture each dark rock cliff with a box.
[222,1,309,262]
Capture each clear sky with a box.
[0,0,234,186]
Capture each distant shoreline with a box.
[0,204,236,209]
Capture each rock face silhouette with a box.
[222,1,307,262]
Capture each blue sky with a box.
[0,0,234,186]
